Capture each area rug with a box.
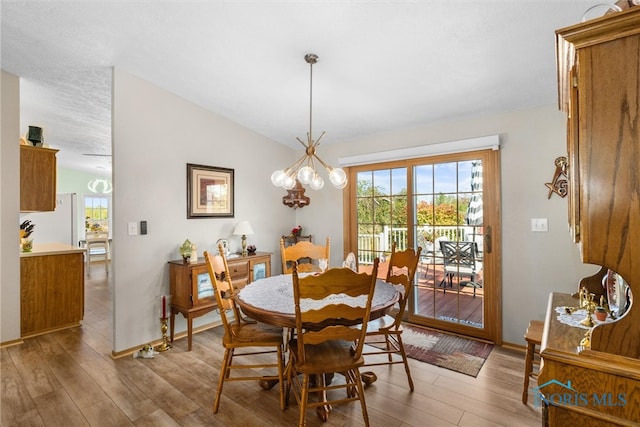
[369,324,493,377]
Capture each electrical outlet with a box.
[531,218,548,232]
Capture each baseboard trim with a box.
[501,341,526,353]
[110,320,222,359]
[0,337,25,349]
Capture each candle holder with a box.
[155,317,172,352]
[580,293,596,327]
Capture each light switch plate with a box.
[128,222,138,236]
[531,218,548,232]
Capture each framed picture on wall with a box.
[187,163,234,218]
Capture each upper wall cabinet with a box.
[556,7,640,277]
[20,145,58,212]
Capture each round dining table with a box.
[235,272,399,328]
[235,271,399,422]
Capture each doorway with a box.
[345,149,501,343]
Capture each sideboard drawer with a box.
[228,261,249,279]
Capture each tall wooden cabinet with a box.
[20,145,58,212]
[168,252,271,351]
[538,8,640,426]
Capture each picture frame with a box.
[187,163,234,218]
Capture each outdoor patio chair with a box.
[439,240,482,297]
[418,234,445,279]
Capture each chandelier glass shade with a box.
[87,178,113,194]
[271,53,347,191]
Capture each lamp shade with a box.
[233,221,254,236]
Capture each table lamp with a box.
[233,221,254,256]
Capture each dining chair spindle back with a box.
[280,237,330,274]
[361,242,422,390]
[287,259,379,427]
[203,246,286,414]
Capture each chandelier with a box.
[271,53,347,191]
[87,178,112,194]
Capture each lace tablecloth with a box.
[238,273,398,314]
[554,306,616,330]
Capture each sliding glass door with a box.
[346,150,500,342]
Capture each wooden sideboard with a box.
[168,252,271,351]
[539,293,640,426]
[538,7,640,426]
[20,243,85,337]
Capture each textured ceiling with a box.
[1,1,608,175]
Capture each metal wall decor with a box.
[545,156,568,199]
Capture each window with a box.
[84,195,110,237]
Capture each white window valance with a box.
[338,134,500,167]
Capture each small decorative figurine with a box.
[179,239,192,262]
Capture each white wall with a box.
[296,105,598,345]
[0,70,22,344]
[111,69,296,352]
[3,66,599,349]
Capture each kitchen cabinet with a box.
[20,243,85,337]
[538,8,640,426]
[20,145,58,212]
[168,252,271,350]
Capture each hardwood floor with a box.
[1,262,542,426]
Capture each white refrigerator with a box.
[20,193,78,246]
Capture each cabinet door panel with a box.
[577,34,640,273]
[20,146,58,212]
[191,265,215,306]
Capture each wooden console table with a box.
[168,252,271,350]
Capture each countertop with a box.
[20,242,86,257]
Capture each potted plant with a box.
[179,239,192,263]
[595,306,607,321]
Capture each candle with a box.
[162,295,166,318]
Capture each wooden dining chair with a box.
[85,232,110,276]
[280,237,330,274]
[203,248,286,414]
[286,259,379,427]
[361,242,422,391]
